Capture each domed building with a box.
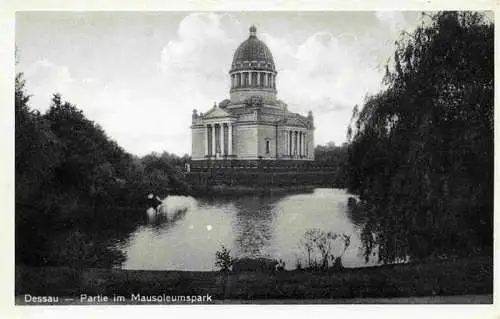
[191,26,314,161]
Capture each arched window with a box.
[265,140,270,154]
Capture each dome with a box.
[230,26,276,73]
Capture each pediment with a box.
[279,116,309,128]
[203,107,232,118]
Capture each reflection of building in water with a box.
[191,26,314,161]
[231,195,280,257]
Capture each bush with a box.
[215,245,234,272]
[297,229,351,271]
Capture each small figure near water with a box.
[147,193,164,214]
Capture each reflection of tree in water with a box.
[145,208,188,234]
[37,207,147,268]
[345,199,368,229]
[231,195,283,257]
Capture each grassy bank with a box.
[16,255,492,304]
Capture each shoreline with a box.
[15,255,492,304]
[190,184,317,196]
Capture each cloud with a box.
[263,30,383,146]
[21,59,75,111]
[158,13,378,149]
[19,12,398,156]
[159,13,243,105]
[375,11,409,34]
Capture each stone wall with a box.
[192,123,315,160]
[277,128,289,158]
[307,128,315,161]
[257,124,277,159]
[186,170,343,188]
[229,87,276,104]
[234,124,258,159]
[191,127,205,160]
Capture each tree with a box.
[15,74,63,205]
[346,12,493,263]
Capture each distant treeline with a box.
[15,78,190,266]
[344,12,493,263]
[314,142,348,182]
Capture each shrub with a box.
[298,229,351,271]
[215,245,234,272]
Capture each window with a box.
[265,140,270,154]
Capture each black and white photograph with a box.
[11,7,494,311]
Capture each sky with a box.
[16,11,424,157]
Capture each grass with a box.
[15,255,492,303]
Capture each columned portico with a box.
[203,121,234,158]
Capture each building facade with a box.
[191,26,314,161]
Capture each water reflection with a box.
[145,207,188,234]
[119,189,379,271]
[232,195,281,257]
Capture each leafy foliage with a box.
[346,12,493,263]
[215,245,234,272]
[15,74,191,267]
[298,229,351,270]
[314,142,348,185]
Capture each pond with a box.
[118,188,379,271]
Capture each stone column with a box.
[211,124,216,157]
[296,131,299,157]
[299,132,302,157]
[294,131,297,157]
[220,123,225,156]
[303,132,306,157]
[285,130,288,157]
[297,131,299,157]
[304,132,307,157]
[204,124,208,156]
[297,131,300,157]
[228,122,232,156]
[301,132,305,157]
